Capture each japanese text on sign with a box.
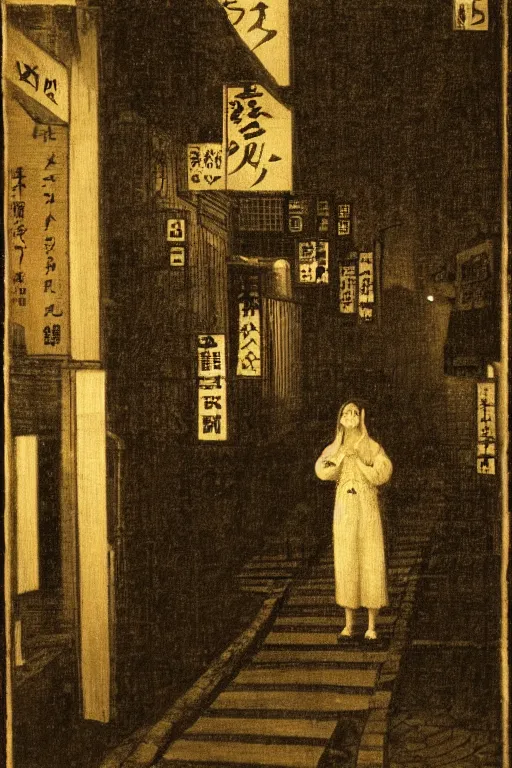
[167,218,186,242]
[217,0,290,86]
[224,83,292,191]
[237,278,261,376]
[455,241,493,311]
[298,241,329,284]
[358,252,375,322]
[337,203,351,236]
[476,382,496,475]
[197,334,227,441]
[6,25,69,123]
[339,262,357,314]
[8,98,69,355]
[454,0,488,30]
[187,144,224,190]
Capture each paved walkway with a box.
[154,518,434,768]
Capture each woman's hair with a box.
[321,399,370,459]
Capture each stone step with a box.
[274,615,396,628]
[232,667,378,689]
[162,739,326,768]
[209,689,371,713]
[253,649,388,665]
[242,561,301,571]
[184,716,337,740]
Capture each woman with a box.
[315,401,392,640]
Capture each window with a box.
[239,197,284,232]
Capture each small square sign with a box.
[170,246,186,267]
[166,218,186,242]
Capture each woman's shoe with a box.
[337,627,353,642]
[364,629,377,641]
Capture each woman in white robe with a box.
[315,401,392,640]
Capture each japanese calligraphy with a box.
[198,334,227,440]
[166,218,186,242]
[10,166,28,309]
[340,263,357,314]
[187,144,224,190]
[7,95,69,355]
[237,278,261,376]
[476,382,496,475]
[7,25,69,123]
[298,241,329,285]
[337,203,352,236]
[454,0,488,30]
[358,252,375,321]
[217,0,290,86]
[224,84,292,191]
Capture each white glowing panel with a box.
[76,369,110,722]
[69,15,100,362]
[15,436,39,595]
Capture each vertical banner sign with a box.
[337,203,352,236]
[298,241,329,284]
[454,0,488,30]
[455,240,493,310]
[8,99,69,355]
[224,84,293,192]
[187,144,224,190]
[217,0,290,87]
[166,213,186,267]
[197,334,227,441]
[339,261,357,314]
[237,277,262,376]
[358,252,375,321]
[288,198,308,233]
[476,382,496,475]
[317,199,330,233]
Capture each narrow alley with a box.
[3,1,507,768]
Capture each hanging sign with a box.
[6,24,69,124]
[187,143,224,190]
[455,240,493,311]
[8,99,69,355]
[454,0,488,30]
[224,83,293,192]
[237,277,262,376]
[337,203,352,236]
[298,241,329,284]
[197,334,227,441]
[217,0,290,86]
[339,261,357,314]
[358,252,375,321]
[476,381,496,474]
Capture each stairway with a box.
[158,519,434,768]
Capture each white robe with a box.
[315,437,392,609]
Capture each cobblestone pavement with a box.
[388,709,501,768]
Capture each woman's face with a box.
[340,403,360,430]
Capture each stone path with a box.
[158,518,434,768]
